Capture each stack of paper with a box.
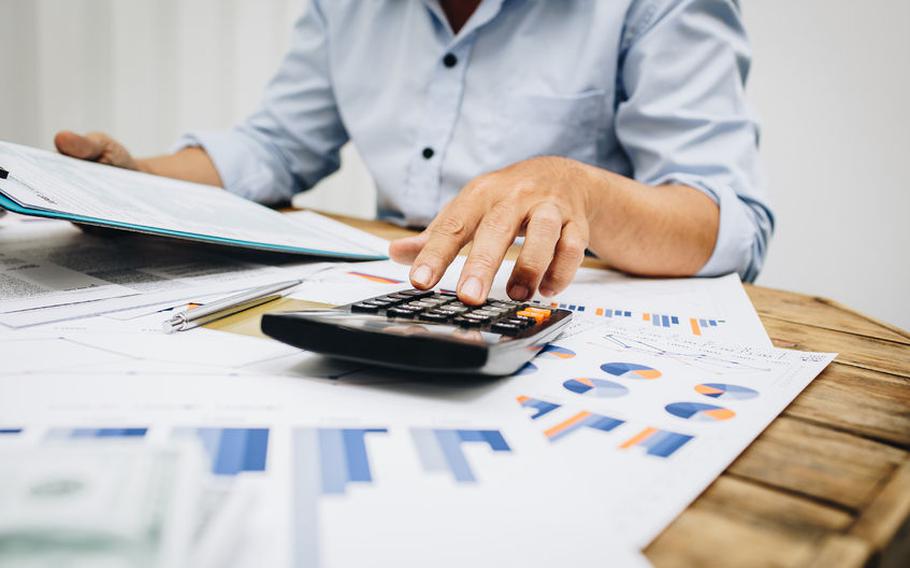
[0,207,836,566]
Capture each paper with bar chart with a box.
[285,259,768,345]
[502,324,835,546]
[0,369,645,568]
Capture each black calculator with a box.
[261,289,573,376]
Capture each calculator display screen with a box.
[305,313,505,344]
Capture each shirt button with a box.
[443,53,458,68]
[422,147,435,159]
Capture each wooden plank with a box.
[727,417,906,510]
[762,318,910,378]
[685,476,853,533]
[645,477,858,566]
[646,507,819,567]
[746,285,910,344]
[850,460,910,555]
[804,535,873,568]
[783,363,910,448]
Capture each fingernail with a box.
[461,276,483,303]
[509,284,529,300]
[412,265,432,287]
[539,286,555,297]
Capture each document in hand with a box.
[0,141,387,260]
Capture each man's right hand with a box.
[54,131,141,171]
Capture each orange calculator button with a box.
[516,307,551,324]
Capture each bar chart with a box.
[411,428,511,483]
[543,411,625,442]
[620,427,694,458]
[517,395,561,419]
[46,427,148,439]
[176,427,269,476]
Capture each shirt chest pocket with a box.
[478,89,609,170]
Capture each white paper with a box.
[0,141,385,258]
[0,215,331,327]
[290,258,770,345]
[0,371,649,568]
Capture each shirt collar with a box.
[422,0,508,47]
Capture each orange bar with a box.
[595,307,604,316]
[689,318,702,336]
[544,411,590,439]
[620,427,656,449]
[643,313,650,321]
[516,395,529,404]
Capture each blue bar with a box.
[214,429,246,475]
[70,427,147,438]
[242,429,270,471]
[559,303,567,309]
[710,320,717,327]
[646,432,694,458]
[578,305,585,312]
[475,430,510,452]
[0,428,22,435]
[624,311,632,317]
[568,304,576,311]
[700,319,707,327]
[605,309,613,317]
[318,429,348,494]
[671,316,679,324]
[344,429,385,482]
[652,315,661,327]
[662,315,670,327]
[436,430,475,482]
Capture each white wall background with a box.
[1,0,907,330]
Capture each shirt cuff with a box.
[651,173,755,279]
[173,130,276,203]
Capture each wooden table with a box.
[326,212,910,568]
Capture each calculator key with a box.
[516,308,551,324]
[471,309,498,318]
[387,307,419,318]
[400,289,433,298]
[464,313,491,323]
[506,316,535,328]
[419,312,450,322]
[351,302,381,313]
[491,322,522,335]
[453,316,483,328]
[437,305,468,315]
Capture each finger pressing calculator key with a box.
[261,289,573,376]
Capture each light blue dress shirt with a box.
[179,0,773,281]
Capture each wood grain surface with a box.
[274,212,910,567]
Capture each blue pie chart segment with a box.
[695,383,759,400]
[600,362,662,380]
[666,402,735,422]
[563,378,629,398]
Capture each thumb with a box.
[54,130,104,161]
[388,231,430,265]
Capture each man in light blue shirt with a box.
[56,0,772,305]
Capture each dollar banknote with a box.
[0,442,207,568]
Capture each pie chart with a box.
[563,378,629,398]
[695,383,758,400]
[666,402,735,422]
[538,345,576,360]
[515,362,538,376]
[600,362,662,380]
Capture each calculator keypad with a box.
[350,290,551,336]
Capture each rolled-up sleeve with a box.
[176,0,347,206]
[616,0,774,281]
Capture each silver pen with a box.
[162,279,302,333]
